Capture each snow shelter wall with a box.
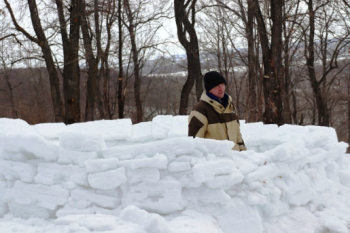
[0,116,350,232]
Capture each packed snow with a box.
[0,115,350,233]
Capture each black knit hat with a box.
[203,71,226,91]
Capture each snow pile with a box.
[0,116,350,233]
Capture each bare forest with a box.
[1,0,350,149]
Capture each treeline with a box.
[1,0,350,146]
[0,66,185,124]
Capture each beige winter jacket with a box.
[188,92,246,151]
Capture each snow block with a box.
[58,148,98,167]
[0,160,37,183]
[127,168,160,184]
[66,119,132,141]
[192,159,238,183]
[119,153,168,170]
[68,188,121,209]
[102,137,195,160]
[88,167,127,190]
[59,131,106,152]
[5,181,69,210]
[35,163,88,188]
[84,158,119,173]
[152,115,173,139]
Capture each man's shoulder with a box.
[193,100,212,112]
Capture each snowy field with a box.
[1,115,350,233]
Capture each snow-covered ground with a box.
[0,115,350,233]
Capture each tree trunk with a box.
[124,0,143,123]
[252,0,284,125]
[270,0,284,125]
[256,36,263,120]
[291,85,298,124]
[174,0,202,115]
[130,29,143,123]
[56,0,81,124]
[282,24,292,124]
[246,1,257,122]
[306,0,329,126]
[27,0,65,122]
[4,72,18,118]
[101,1,115,119]
[80,0,104,121]
[4,0,65,122]
[118,0,125,119]
[102,60,112,119]
[179,51,200,114]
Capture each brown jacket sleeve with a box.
[188,110,208,138]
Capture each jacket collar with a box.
[200,92,233,113]
[206,91,229,108]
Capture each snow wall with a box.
[1,116,350,233]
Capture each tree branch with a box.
[3,0,40,44]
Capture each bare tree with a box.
[174,0,203,115]
[0,10,20,118]
[304,0,330,126]
[250,0,284,125]
[55,0,81,124]
[123,0,171,122]
[281,0,304,124]
[213,0,262,122]
[100,0,118,119]
[342,0,350,8]
[80,0,105,121]
[245,0,260,122]
[4,0,65,122]
[302,0,350,126]
[117,0,125,119]
[123,0,142,122]
[0,50,20,119]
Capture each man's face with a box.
[209,83,225,99]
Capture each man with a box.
[188,71,246,151]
